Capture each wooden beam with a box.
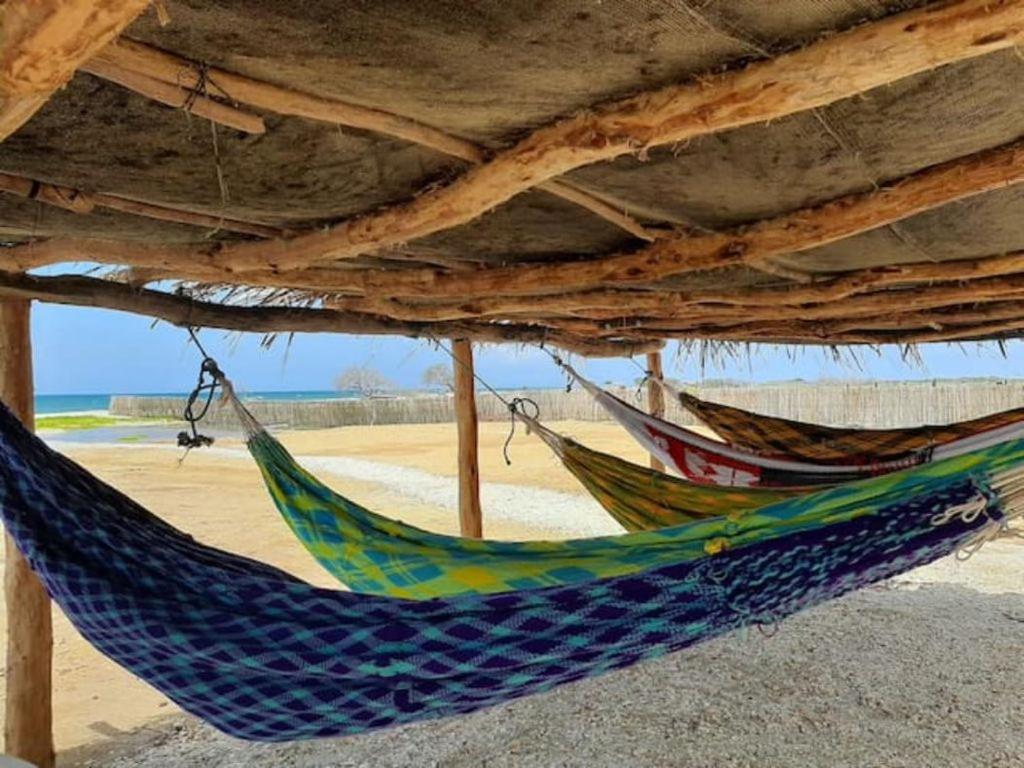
[89,38,654,240]
[325,249,1024,324]
[91,37,487,162]
[0,271,661,357]
[0,172,286,237]
[320,137,1024,300]
[452,339,482,538]
[0,171,95,212]
[13,132,1024,296]
[153,0,1024,271]
[91,193,286,238]
[0,300,53,768]
[645,351,666,473]
[0,170,286,236]
[0,0,151,140]
[79,57,266,134]
[0,94,49,142]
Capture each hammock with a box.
[2,401,1019,742]
[235,384,1011,600]
[668,382,1024,464]
[561,361,1024,488]
[238,396,815,599]
[519,415,799,531]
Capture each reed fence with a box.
[109,379,1024,431]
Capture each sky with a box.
[33,303,1024,395]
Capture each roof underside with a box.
[1,0,1024,355]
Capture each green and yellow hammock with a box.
[228,385,1019,601]
[519,415,799,531]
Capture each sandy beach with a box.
[7,420,1023,767]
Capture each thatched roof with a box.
[1,0,1024,355]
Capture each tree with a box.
[334,365,393,397]
[421,363,454,393]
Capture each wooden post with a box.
[0,300,53,768]
[646,351,666,473]
[452,338,482,538]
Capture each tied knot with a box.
[179,333,224,454]
[502,397,541,466]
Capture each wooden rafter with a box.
[0,170,287,238]
[332,137,1024,300]
[0,0,151,141]
[85,38,653,240]
[0,271,660,357]
[320,249,1024,323]
[0,172,95,213]
[78,0,1021,272]
[80,56,265,134]
[13,135,1024,296]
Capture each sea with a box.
[36,390,360,415]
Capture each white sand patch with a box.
[48,440,623,538]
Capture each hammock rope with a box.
[177,327,222,451]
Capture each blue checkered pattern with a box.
[0,403,1008,741]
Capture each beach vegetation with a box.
[421,364,454,393]
[37,415,123,430]
[335,366,394,398]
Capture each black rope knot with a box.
[502,397,540,466]
[178,329,223,451]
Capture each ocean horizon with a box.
[36,390,362,415]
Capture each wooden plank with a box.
[452,339,482,538]
[0,0,151,140]
[645,352,666,473]
[0,300,53,768]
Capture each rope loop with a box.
[178,328,224,452]
[502,397,541,466]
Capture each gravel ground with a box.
[64,584,1024,768]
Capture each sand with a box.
[3,420,1021,767]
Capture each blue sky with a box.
[33,303,1024,394]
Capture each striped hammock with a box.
[561,361,1024,488]
[1,399,1018,741]
[669,382,1024,464]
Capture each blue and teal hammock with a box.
[0,401,1020,741]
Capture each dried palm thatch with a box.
[2,0,1024,354]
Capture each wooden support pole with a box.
[452,339,482,538]
[0,300,53,768]
[645,352,665,473]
